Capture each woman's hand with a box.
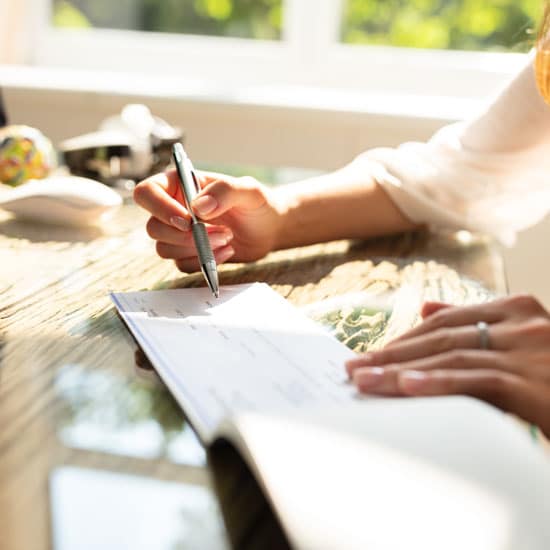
[346,294,550,437]
[133,170,284,272]
[134,155,418,272]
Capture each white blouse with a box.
[366,51,550,246]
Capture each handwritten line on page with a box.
[111,283,357,443]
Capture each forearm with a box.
[272,154,419,250]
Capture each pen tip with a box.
[214,290,220,299]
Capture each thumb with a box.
[191,175,268,220]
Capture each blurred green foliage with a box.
[53,0,541,51]
[53,0,91,28]
[52,0,282,39]
[342,0,541,51]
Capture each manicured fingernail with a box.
[399,371,429,393]
[170,216,190,231]
[193,195,218,217]
[217,245,235,263]
[209,233,231,248]
[353,367,384,389]
[345,354,373,378]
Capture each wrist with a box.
[270,185,301,251]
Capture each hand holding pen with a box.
[133,154,286,275]
[172,143,220,298]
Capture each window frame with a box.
[26,0,527,101]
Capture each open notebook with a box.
[111,283,550,550]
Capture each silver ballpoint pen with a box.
[172,143,220,298]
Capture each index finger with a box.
[134,170,188,226]
[193,170,238,190]
[141,169,183,198]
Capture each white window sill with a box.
[1,64,495,170]
[1,64,482,122]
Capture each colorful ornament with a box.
[0,125,57,187]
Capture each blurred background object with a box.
[0,125,57,187]
[60,104,182,186]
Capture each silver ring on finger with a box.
[476,321,490,350]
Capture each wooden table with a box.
[0,194,507,550]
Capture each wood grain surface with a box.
[0,198,511,550]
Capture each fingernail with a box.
[399,371,429,393]
[345,353,373,378]
[170,216,190,231]
[209,233,231,248]
[353,367,385,389]
[217,245,235,263]
[193,195,218,217]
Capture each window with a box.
[51,0,538,52]
[25,0,535,101]
[341,0,538,52]
[52,0,283,40]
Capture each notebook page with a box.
[111,283,356,442]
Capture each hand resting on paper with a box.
[346,294,550,438]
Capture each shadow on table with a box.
[164,231,429,291]
[0,217,104,243]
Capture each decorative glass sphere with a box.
[0,125,57,187]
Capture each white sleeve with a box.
[365,50,550,246]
